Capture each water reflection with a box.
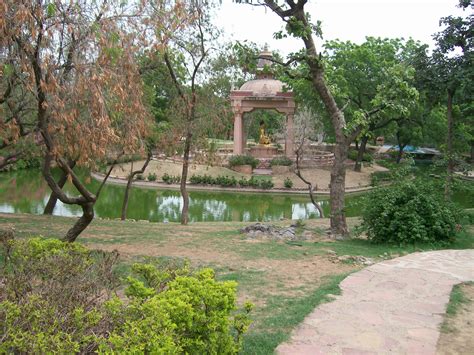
[0,169,378,222]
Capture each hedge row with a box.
[190,174,274,189]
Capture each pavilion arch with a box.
[229,48,296,157]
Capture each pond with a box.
[0,169,471,223]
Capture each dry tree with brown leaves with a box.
[1,0,153,241]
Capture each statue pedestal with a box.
[250,145,278,159]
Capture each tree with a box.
[432,0,473,199]
[143,1,225,225]
[292,107,324,218]
[1,1,151,241]
[323,38,420,172]
[236,0,385,237]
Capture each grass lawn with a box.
[1,212,473,354]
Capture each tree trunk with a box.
[396,148,403,164]
[445,89,454,200]
[44,160,76,215]
[329,141,349,237]
[263,3,355,238]
[294,146,324,218]
[470,141,474,163]
[121,155,152,220]
[395,131,406,164]
[180,131,192,225]
[354,135,369,172]
[63,202,94,243]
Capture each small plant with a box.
[258,179,274,190]
[270,156,293,167]
[147,173,157,181]
[162,173,181,184]
[284,177,293,189]
[228,155,259,169]
[136,174,144,180]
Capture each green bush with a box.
[284,177,294,189]
[348,150,373,162]
[101,264,252,353]
[270,156,293,167]
[147,173,157,181]
[0,238,251,353]
[0,237,118,353]
[370,171,392,186]
[228,155,259,169]
[258,178,274,190]
[136,173,144,180]
[360,180,460,245]
[189,174,274,190]
[162,173,181,184]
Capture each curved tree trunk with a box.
[354,135,369,172]
[295,146,324,218]
[44,160,76,215]
[63,202,95,242]
[121,154,152,220]
[180,131,192,225]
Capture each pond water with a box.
[0,169,362,222]
[0,169,471,223]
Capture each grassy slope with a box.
[1,213,473,354]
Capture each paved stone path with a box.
[277,250,474,355]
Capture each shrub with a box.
[0,237,118,353]
[348,150,373,162]
[147,173,157,181]
[136,173,144,180]
[189,174,273,190]
[360,180,460,245]
[370,170,392,186]
[270,156,293,167]
[258,178,274,190]
[101,263,252,353]
[228,155,259,169]
[284,177,293,189]
[162,173,181,184]
[0,238,251,354]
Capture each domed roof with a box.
[239,79,285,96]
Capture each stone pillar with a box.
[233,112,243,155]
[285,113,294,157]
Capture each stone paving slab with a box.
[276,250,474,355]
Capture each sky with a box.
[215,0,467,56]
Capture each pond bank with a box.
[92,172,375,196]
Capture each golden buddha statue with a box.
[259,120,271,145]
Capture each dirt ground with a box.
[110,159,387,190]
[437,283,474,355]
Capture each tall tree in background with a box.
[143,1,224,225]
[323,38,419,171]
[293,107,325,218]
[433,0,473,199]
[1,0,151,241]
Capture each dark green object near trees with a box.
[361,180,460,245]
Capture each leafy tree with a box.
[235,0,413,237]
[1,1,152,241]
[142,1,227,224]
[432,0,473,199]
[323,37,420,171]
